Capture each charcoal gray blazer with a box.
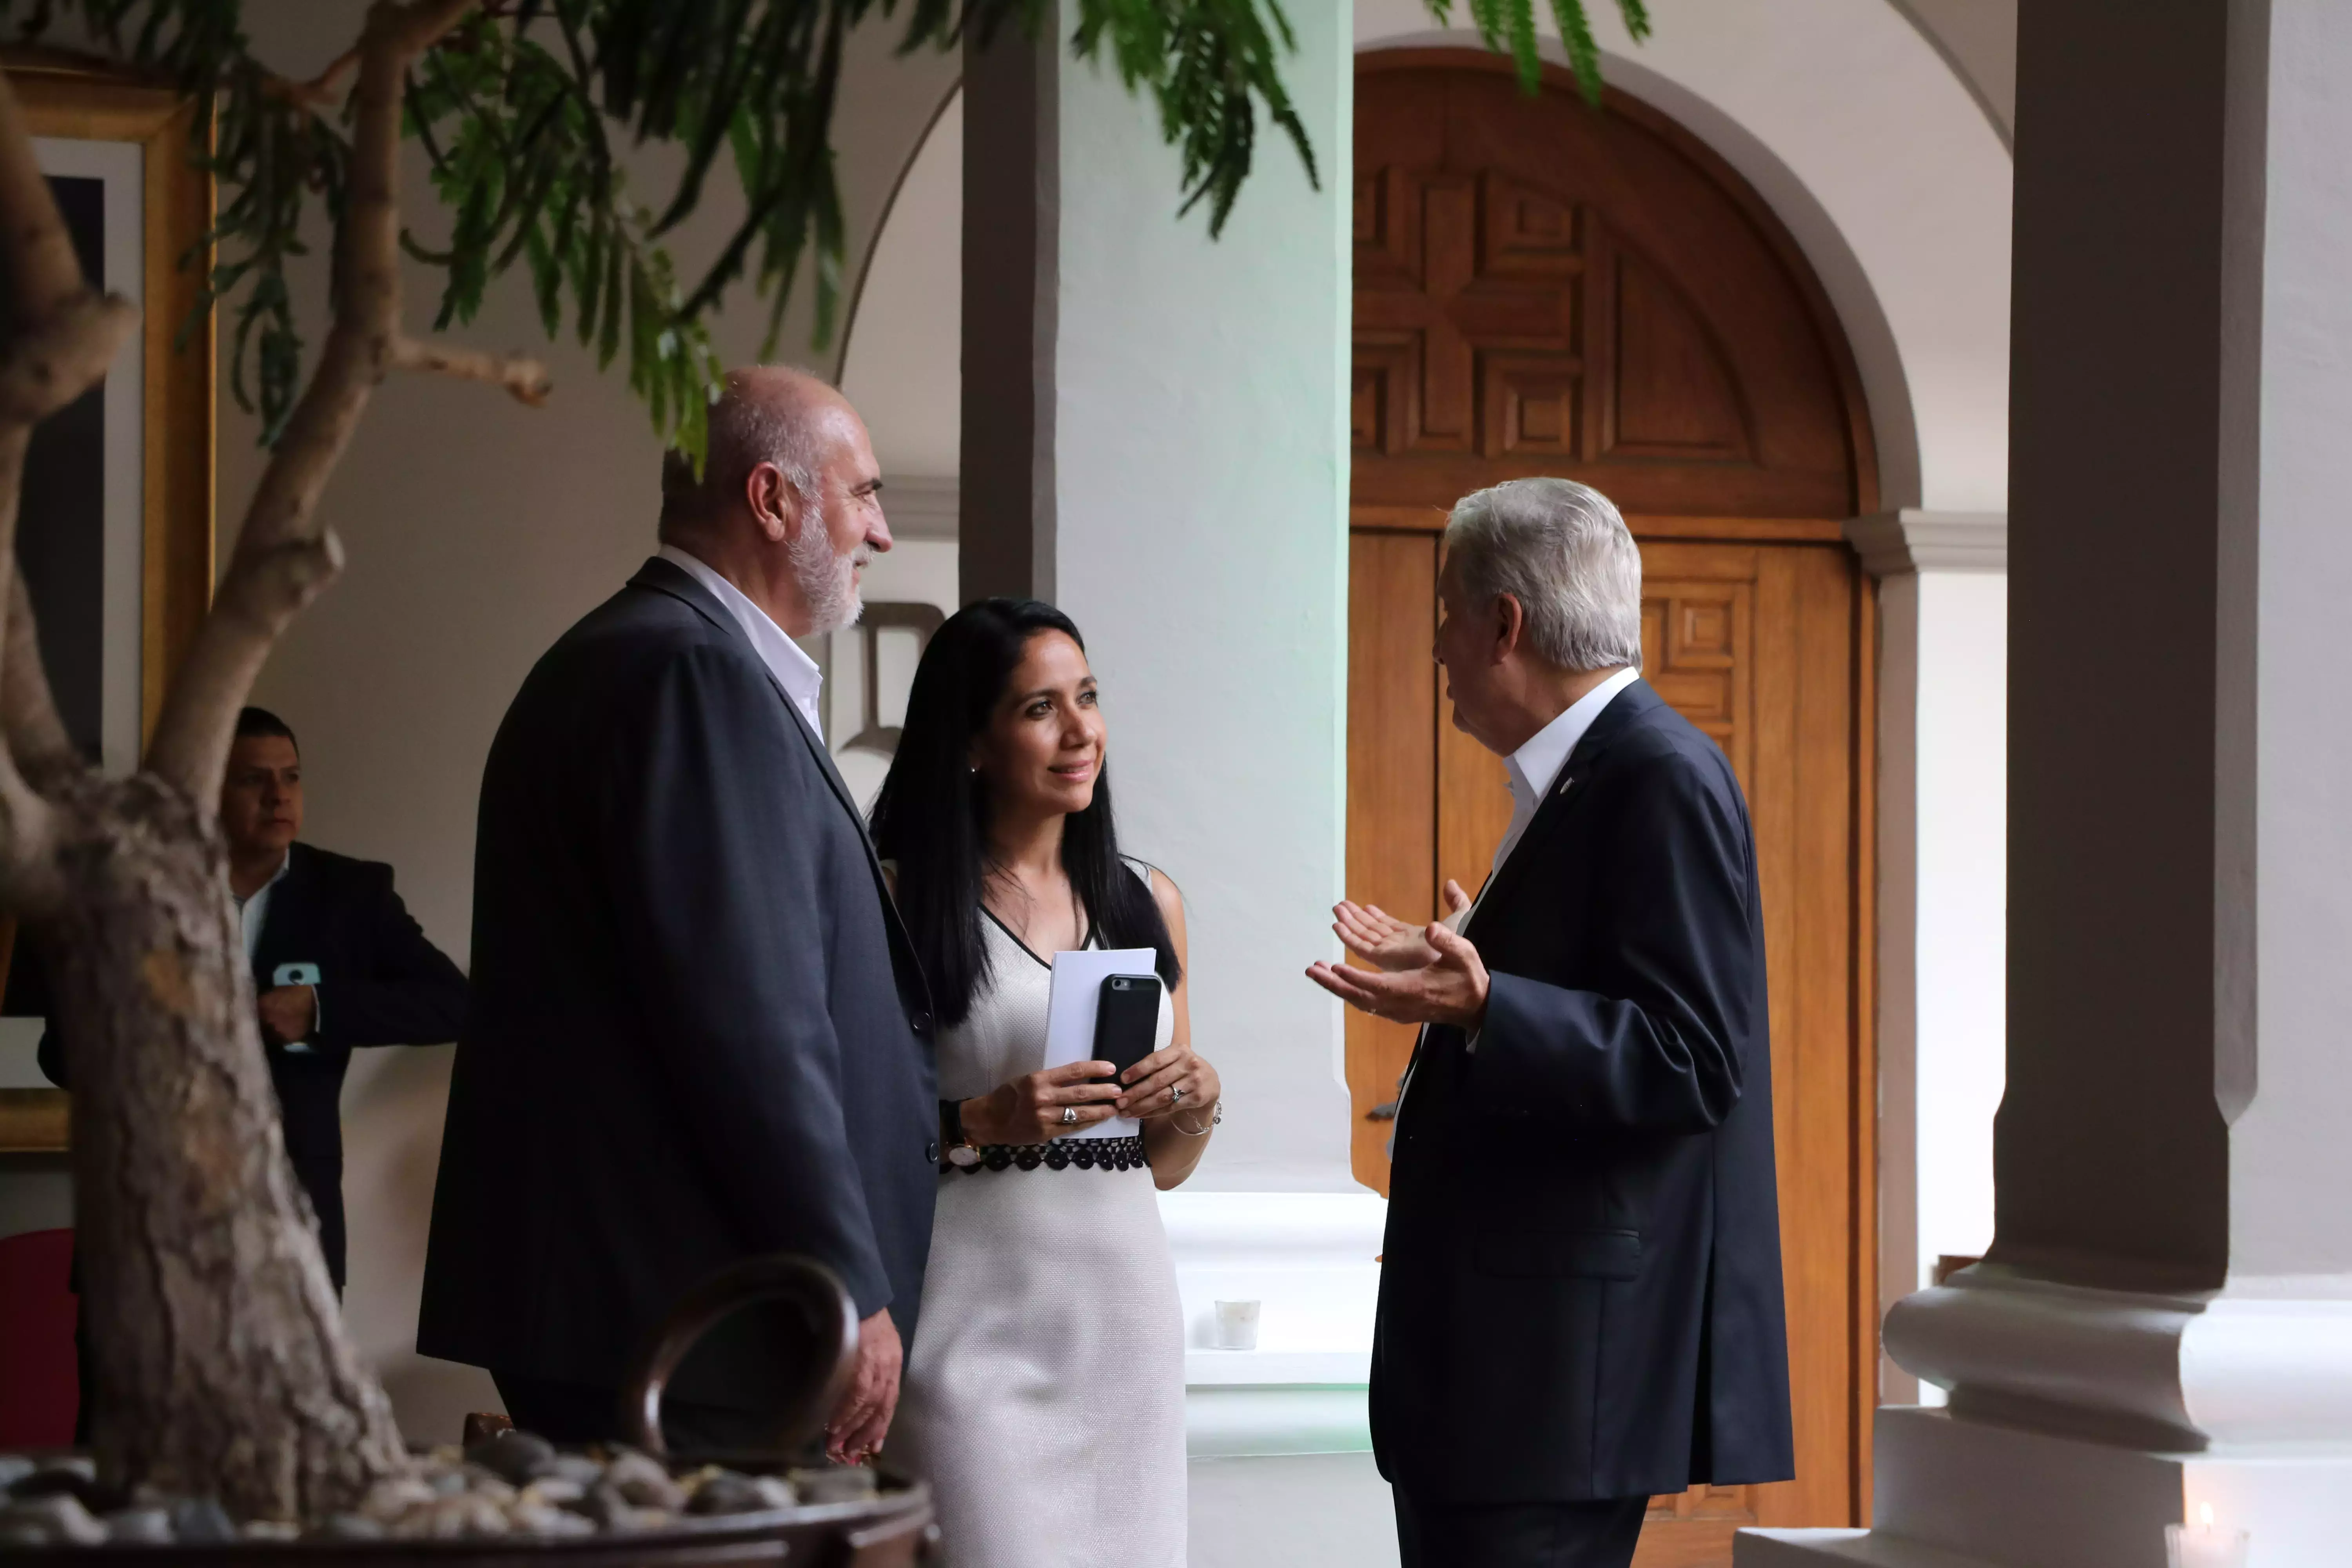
[418,557,937,1405]
[1371,679,1793,1503]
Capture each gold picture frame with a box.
[0,54,217,1154]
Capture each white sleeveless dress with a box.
[891,911,1188,1568]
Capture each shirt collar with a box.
[656,543,825,728]
[236,851,291,907]
[1505,666,1641,806]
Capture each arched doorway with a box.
[1347,51,1877,1557]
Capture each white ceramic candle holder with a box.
[1212,1299,1261,1350]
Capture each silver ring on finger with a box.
[1061,1106,1079,1125]
[1170,1085,1187,1105]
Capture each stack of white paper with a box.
[1039,946,1157,1140]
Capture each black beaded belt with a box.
[944,1135,1149,1174]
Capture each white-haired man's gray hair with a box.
[1443,477,1644,671]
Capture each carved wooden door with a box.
[1348,54,1879,1559]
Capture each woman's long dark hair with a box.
[870,598,1180,1028]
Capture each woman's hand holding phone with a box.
[1116,1043,1220,1123]
[963,1062,1125,1145]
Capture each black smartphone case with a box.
[1093,973,1163,1080]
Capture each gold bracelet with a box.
[1172,1100,1222,1137]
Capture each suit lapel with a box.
[628,559,932,1012]
[249,844,313,989]
[1462,679,1661,945]
[631,559,871,829]
[1399,681,1661,1115]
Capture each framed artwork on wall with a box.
[0,56,215,1151]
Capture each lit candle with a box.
[2164,1503,2249,1568]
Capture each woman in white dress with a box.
[869,598,1221,1568]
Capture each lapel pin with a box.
[1557,775,1576,795]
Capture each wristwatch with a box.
[940,1098,982,1168]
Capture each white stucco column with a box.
[1746,2,2352,1563]
[963,0,1354,1186]
[1047,14,1354,1195]
[960,2,1382,1503]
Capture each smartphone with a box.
[1093,973,1163,1085]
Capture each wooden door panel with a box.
[1353,55,1871,518]
[1755,545,1862,1531]
[1435,703,1512,905]
[1345,533,1440,1181]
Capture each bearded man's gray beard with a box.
[788,500,867,633]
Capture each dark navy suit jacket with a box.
[27,842,467,1289]
[417,558,937,1406]
[1371,679,1793,1503]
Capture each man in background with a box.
[33,705,470,1292]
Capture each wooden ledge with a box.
[0,1087,68,1153]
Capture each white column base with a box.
[1743,1268,2352,1567]
[1736,1528,1987,1568]
[1739,1405,2352,1567]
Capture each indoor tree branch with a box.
[2,568,74,782]
[390,336,553,404]
[261,45,361,114]
[0,70,93,329]
[0,71,136,890]
[144,0,486,803]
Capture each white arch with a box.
[838,88,964,478]
[1354,1,2013,513]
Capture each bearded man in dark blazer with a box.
[419,368,936,1464]
[1307,477,1791,1568]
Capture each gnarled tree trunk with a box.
[0,0,541,1518]
[45,772,407,1520]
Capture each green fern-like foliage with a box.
[1429,0,1651,100]
[2,0,1639,466]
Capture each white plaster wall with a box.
[1354,0,2013,514]
[2225,0,2352,1279]
[1874,566,2007,1412]
[1050,0,1354,1192]
[1911,572,2007,1288]
[1890,0,2016,143]
[1189,1452,1396,1566]
[840,93,964,479]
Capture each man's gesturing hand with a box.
[825,1307,903,1466]
[1306,918,1490,1030]
[1330,880,1473,973]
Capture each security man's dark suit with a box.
[418,557,938,1434]
[29,842,468,1289]
[1373,680,1792,1561]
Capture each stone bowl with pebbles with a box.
[0,1256,933,1563]
[0,1439,929,1562]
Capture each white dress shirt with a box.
[656,543,825,735]
[240,851,290,965]
[240,852,314,1051]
